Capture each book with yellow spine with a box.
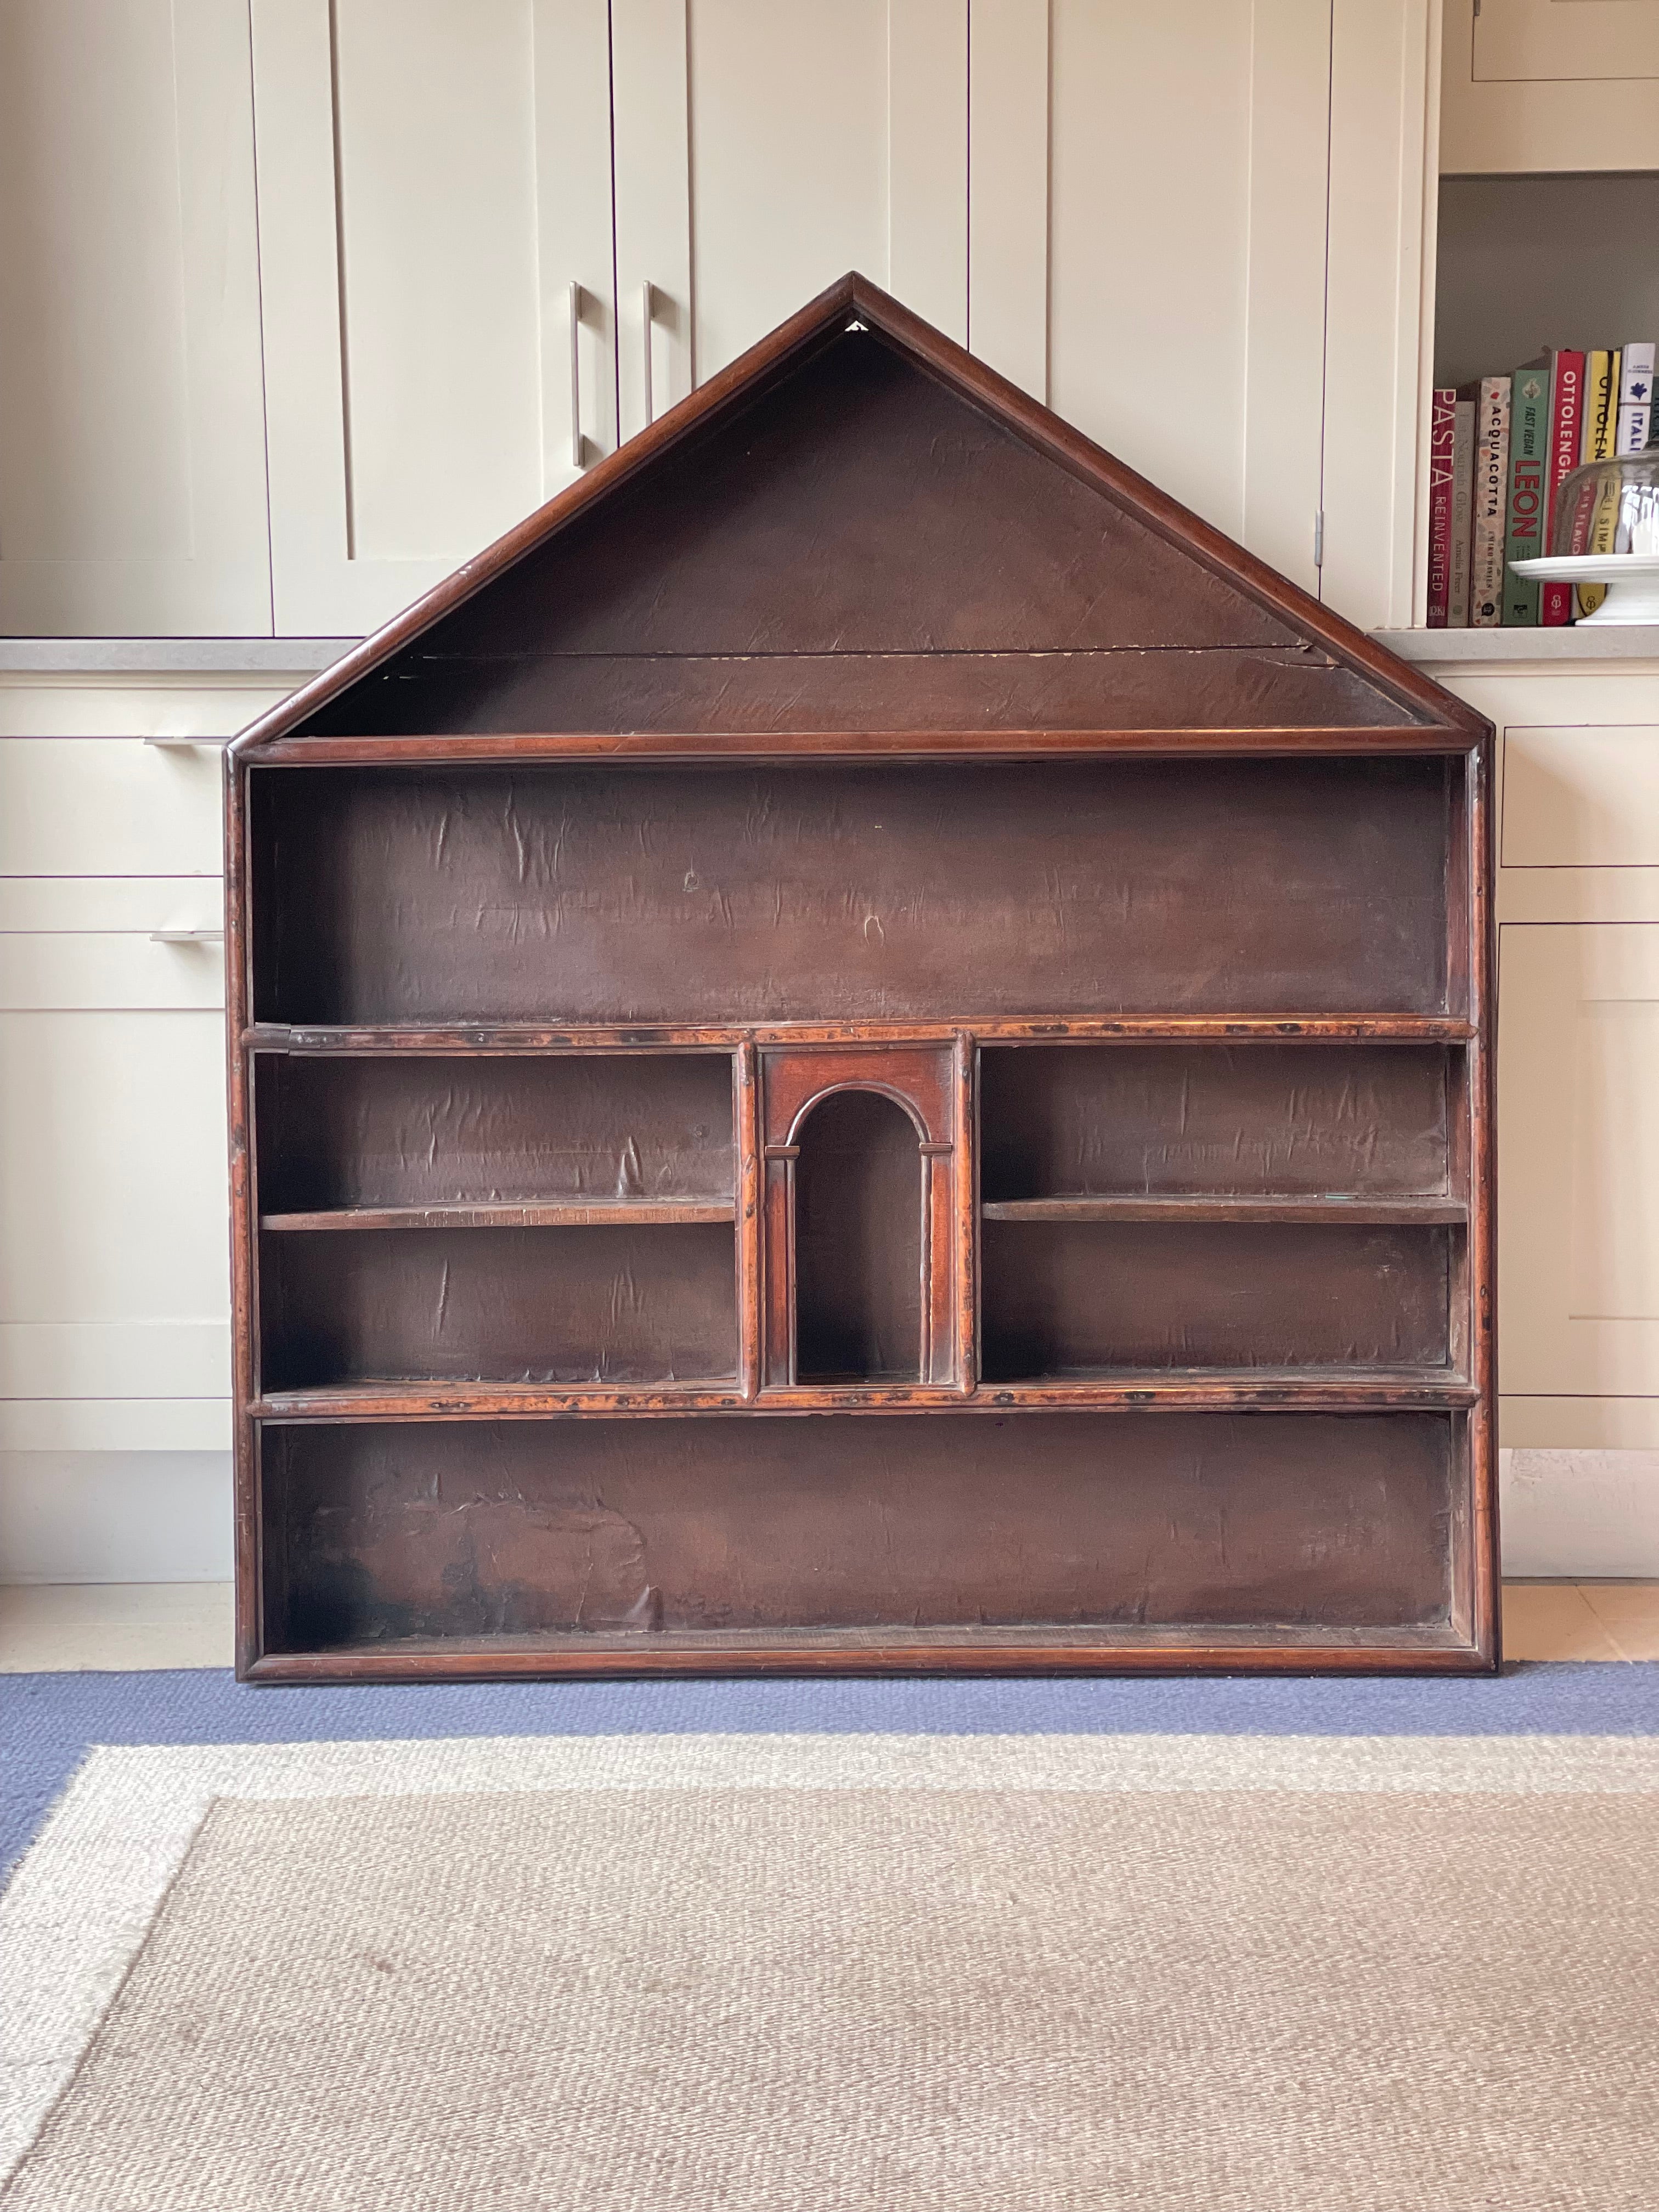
[1577,347,1620,616]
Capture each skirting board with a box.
[1,1447,1656,1588]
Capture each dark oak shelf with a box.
[245,1014,1477,1053]
[251,1372,1475,1420]
[981,1194,1468,1224]
[979,1370,1476,1407]
[261,1200,736,1232]
[245,1618,1484,1684]
[253,1380,747,1419]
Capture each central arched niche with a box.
[793,1088,924,1384]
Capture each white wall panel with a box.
[0,0,271,634]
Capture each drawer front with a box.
[1503,725,1659,870]
[0,737,225,874]
[0,930,224,1011]
[0,1009,229,1331]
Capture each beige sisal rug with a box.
[4,1772,1657,2210]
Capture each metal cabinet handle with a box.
[150,928,224,944]
[568,282,585,470]
[641,281,655,427]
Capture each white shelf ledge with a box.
[1374,625,1659,666]
[0,637,359,676]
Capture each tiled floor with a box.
[1,1580,1657,1671]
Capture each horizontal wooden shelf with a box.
[260,1200,735,1232]
[981,1194,1467,1224]
[977,1371,1477,1408]
[245,1618,1485,1683]
[243,727,1481,770]
[246,1015,1476,1053]
[251,1372,1476,1420]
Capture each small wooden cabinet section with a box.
[228,274,1497,1679]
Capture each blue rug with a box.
[4,1661,1656,1888]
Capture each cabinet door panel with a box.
[611,0,968,439]
[1443,0,1659,174]
[0,0,270,634]
[1499,923,1659,1400]
[1048,0,1330,592]
[251,0,615,635]
[1474,0,1659,83]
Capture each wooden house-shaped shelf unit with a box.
[228,274,1497,1681]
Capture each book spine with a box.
[1426,387,1456,627]
[1540,349,1584,625]
[1503,363,1551,625]
[1617,342,1655,454]
[1467,377,1510,628]
[1448,397,1476,628]
[1577,348,1618,617]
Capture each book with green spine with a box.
[1503,358,1553,626]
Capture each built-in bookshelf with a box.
[1425,171,1659,633]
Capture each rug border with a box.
[5,1728,1659,2188]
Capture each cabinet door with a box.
[610,0,968,439]
[250,0,616,636]
[0,0,270,636]
[1443,0,1659,173]
[1047,0,1332,596]
[1473,0,1659,83]
[1499,923,1659,1403]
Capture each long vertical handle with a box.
[641,280,655,427]
[568,283,584,470]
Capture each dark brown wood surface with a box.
[224,272,1498,1681]
[980,1221,1454,1380]
[980,1041,1452,1200]
[260,1412,1458,1652]
[255,1049,734,1210]
[249,758,1451,1028]
[259,1224,738,1391]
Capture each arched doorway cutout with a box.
[792,1086,925,1384]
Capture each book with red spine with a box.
[1540,348,1585,624]
[1426,387,1457,627]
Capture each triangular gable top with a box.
[235,273,1482,754]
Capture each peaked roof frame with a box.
[232,271,1485,760]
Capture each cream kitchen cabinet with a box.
[0,0,272,636]
[244,0,1429,638]
[250,0,618,636]
[0,668,310,1485]
[1386,634,1659,1458]
[1,1,1437,639]
[1442,0,1659,174]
